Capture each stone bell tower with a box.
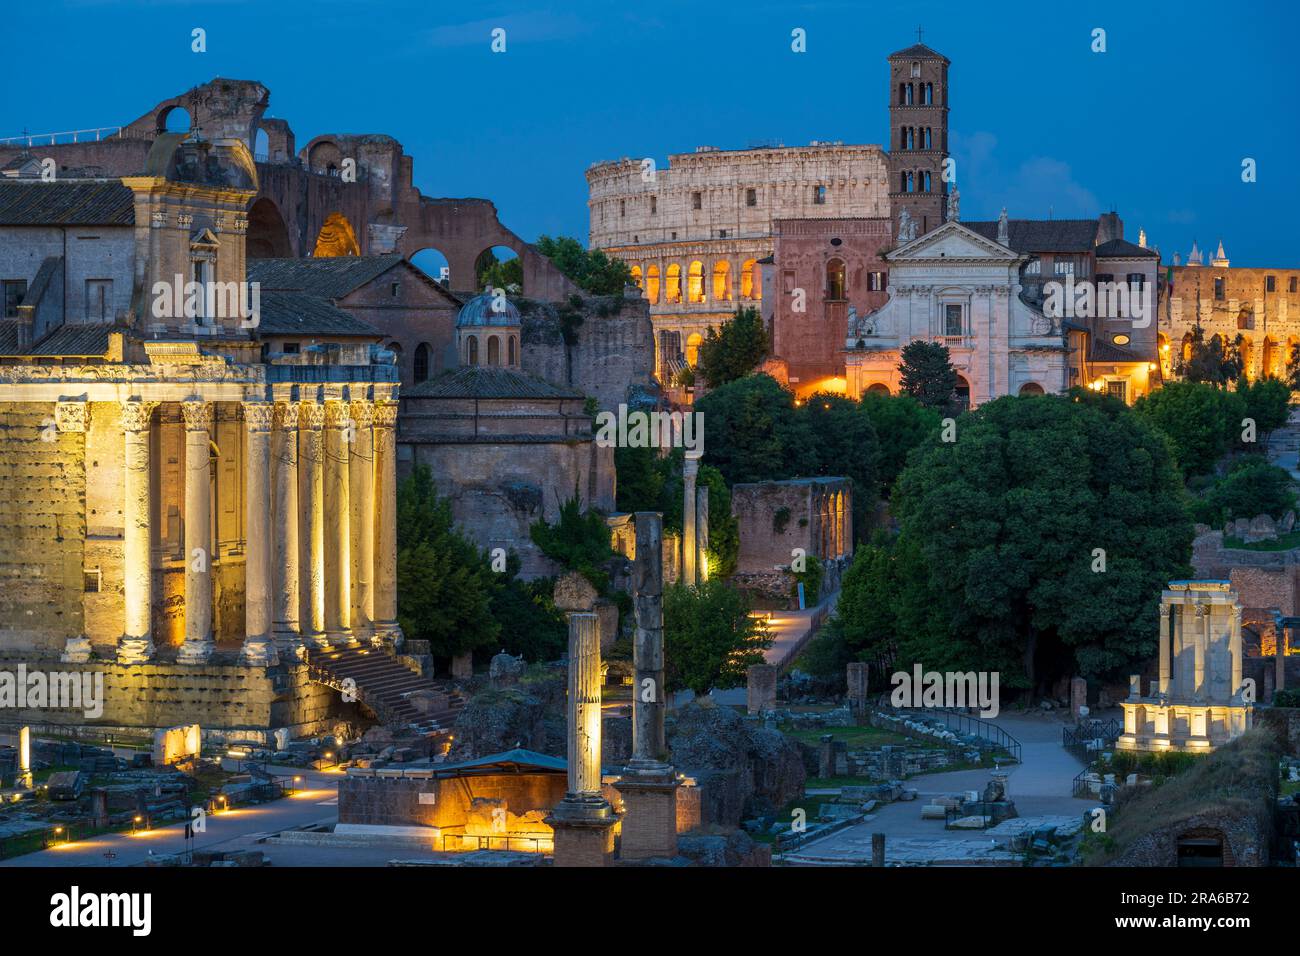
[886,36,950,239]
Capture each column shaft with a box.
[119,400,156,664]
[178,400,214,664]
[1230,607,1242,698]
[324,400,352,642]
[372,401,401,644]
[272,402,302,656]
[299,403,328,647]
[350,400,376,639]
[1194,603,1208,701]
[1158,604,1171,696]
[682,456,699,586]
[568,612,602,797]
[631,513,666,764]
[696,485,710,583]
[240,402,276,665]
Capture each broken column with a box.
[548,576,616,866]
[616,512,680,860]
[747,663,777,715]
[1070,677,1087,720]
[846,662,869,716]
[682,453,699,586]
[17,725,31,789]
[696,484,710,583]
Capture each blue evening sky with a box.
[4,0,1296,266]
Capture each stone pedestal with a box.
[747,663,777,715]
[613,774,679,860]
[548,798,618,867]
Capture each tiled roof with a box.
[966,219,1099,254]
[256,291,381,337]
[405,364,584,400]
[0,320,114,356]
[1089,338,1146,363]
[247,256,408,298]
[0,181,135,226]
[889,43,949,61]
[1095,238,1159,259]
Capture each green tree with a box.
[489,556,568,663]
[898,340,958,410]
[1177,323,1244,385]
[801,391,879,526]
[860,391,942,495]
[1134,380,1244,477]
[1190,456,1297,527]
[535,235,631,295]
[663,579,772,695]
[890,391,1194,688]
[1237,376,1291,446]
[696,373,810,485]
[529,494,617,593]
[396,465,500,658]
[697,307,769,388]
[478,255,523,293]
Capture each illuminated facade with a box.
[1117,581,1253,753]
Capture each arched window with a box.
[924,128,932,149]
[905,83,914,105]
[666,264,682,303]
[467,335,479,366]
[488,335,501,366]
[646,265,661,304]
[923,171,932,192]
[413,343,430,383]
[906,172,914,193]
[740,260,757,300]
[826,259,846,301]
[899,127,908,150]
[687,261,705,303]
[712,261,731,301]
[630,265,643,290]
[866,382,890,396]
[1019,382,1045,396]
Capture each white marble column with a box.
[299,402,328,649]
[1158,603,1171,696]
[178,400,214,664]
[567,612,603,797]
[324,399,352,644]
[240,402,276,666]
[1230,606,1242,698]
[271,401,303,659]
[371,400,402,646]
[349,400,375,640]
[696,484,709,583]
[682,454,699,586]
[1194,603,1208,701]
[118,400,157,664]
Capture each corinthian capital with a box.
[181,400,213,433]
[349,400,374,429]
[119,400,157,433]
[274,401,301,431]
[299,403,325,431]
[243,401,274,433]
[373,400,398,429]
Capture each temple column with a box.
[349,400,375,641]
[546,611,617,866]
[271,400,303,659]
[371,400,402,646]
[1158,603,1171,696]
[682,454,699,586]
[299,402,328,649]
[323,399,352,644]
[617,512,680,860]
[239,402,276,666]
[178,400,214,665]
[1194,603,1208,701]
[1230,606,1242,698]
[118,400,157,664]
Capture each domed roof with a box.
[457,292,521,328]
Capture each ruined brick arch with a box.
[305,138,344,175]
[312,212,361,258]
[474,243,525,293]
[409,247,453,287]
[158,105,192,134]
[246,197,292,259]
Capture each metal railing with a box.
[1063,718,1121,761]
[0,126,154,146]
[439,832,549,854]
[877,705,1022,764]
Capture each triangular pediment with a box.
[190,227,221,249]
[888,220,1018,262]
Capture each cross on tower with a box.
[916,26,924,43]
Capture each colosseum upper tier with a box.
[586,143,890,382]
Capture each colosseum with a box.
[586,142,891,386]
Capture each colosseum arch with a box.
[687,261,706,303]
[645,265,660,305]
[666,264,683,304]
[685,331,704,366]
[740,259,760,300]
[312,212,360,257]
[246,197,293,259]
[1262,336,1283,379]
[712,261,731,302]
[630,265,643,290]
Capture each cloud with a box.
[950,129,1098,220]
[420,11,592,49]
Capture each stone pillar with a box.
[1194,603,1208,701]
[178,400,214,665]
[617,512,679,861]
[846,662,869,715]
[240,402,277,666]
[349,400,376,641]
[1230,606,1242,699]
[450,652,473,680]
[682,454,699,586]
[17,725,30,789]
[323,399,352,644]
[371,400,402,647]
[1158,603,1171,696]
[118,399,157,664]
[546,611,616,866]
[1277,621,1289,696]
[747,663,777,715]
[299,402,328,649]
[1070,676,1087,719]
[271,401,303,659]
[871,832,886,867]
[696,485,709,583]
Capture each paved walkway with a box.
[785,709,1100,865]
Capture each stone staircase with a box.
[307,644,465,735]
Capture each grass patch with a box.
[777,724,926,749]
[1223,529,1300,552]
